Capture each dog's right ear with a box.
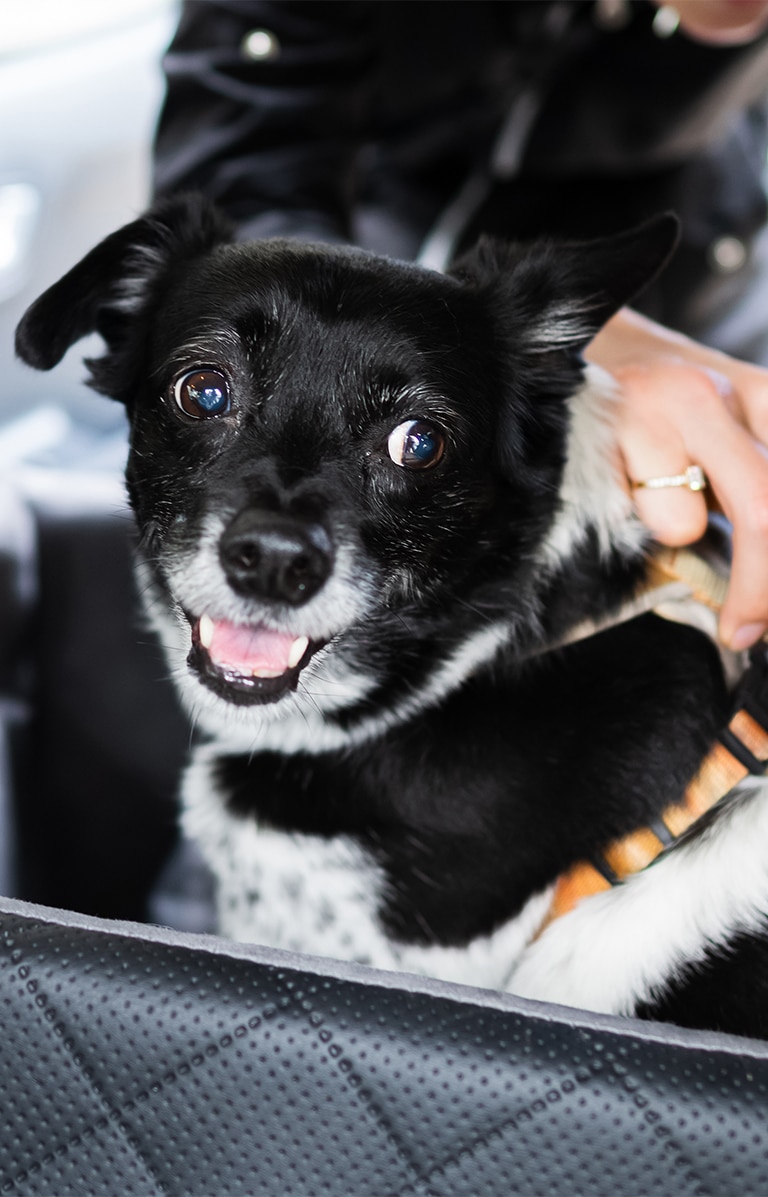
[15,193,232,378]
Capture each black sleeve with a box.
[152,0,376,243]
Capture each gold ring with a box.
[632,465,707,493]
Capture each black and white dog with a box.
[16,195,768,1039]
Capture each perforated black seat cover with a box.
[1,898,768,1197]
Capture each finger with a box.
[628,467,709,548]
[684,416,768,647]
[721,525,768,650]
[618,405,709,546]
[708,356,768,447]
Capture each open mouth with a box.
[187,613,318,705]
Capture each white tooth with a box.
[199,613,215,649]
[288,636,309,669]
[251,668,283,679]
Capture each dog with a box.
[15,194,768,1040]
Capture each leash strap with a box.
[536,547,768,934]
[645,545,730,614]
[540,675,768,931]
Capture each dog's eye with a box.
[173,369,231,419]
[387,420,445,470]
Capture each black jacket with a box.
[154,0,768,334]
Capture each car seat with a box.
[3,459,768,1197]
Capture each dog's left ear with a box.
[15,193,232,392]
[451,213,680,351]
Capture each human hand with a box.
[586,307,768,650]
[659,0,768,45]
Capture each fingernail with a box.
[727,622,768,651]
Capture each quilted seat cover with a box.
[1,898,768,1197]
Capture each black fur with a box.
[216,615,727,947]
[17,195,767,1038]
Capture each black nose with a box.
[219,508,333,605]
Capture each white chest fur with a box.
[183,746,768,1019]
[182,745,552,990]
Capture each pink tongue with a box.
[205,619,297,675]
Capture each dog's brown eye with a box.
[173,369,231,419]
[387,420,445,470]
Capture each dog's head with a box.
[16,195,677,740]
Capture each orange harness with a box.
[538,546,768,932]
